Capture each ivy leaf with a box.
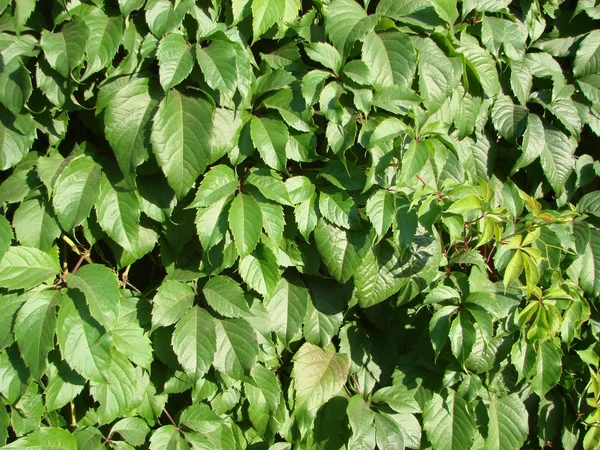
[0,108,36,171]
[157,33,194,91]
[14,290,59,380]
[576,227,600,298]
[111,418,151,447]
[423,392,476,450]
[264,275,309,348]
[239,243,280,298]
[172,306,216,381]
[512,113,545,174]
[104,76,161,178]
[151,89,214,198]
[196,40,238,98]
[491,95,528,142]
[0,246,59,290]
[202,275,251,318]
[531,341,562,397]
[229,193,262,258]
[325,0,375,56]
[13,198,61,251]
[365,190,394,241]
[189,165,238,208]
[292,342,349,412]
[574,30,600,77]
[539,126,577,196]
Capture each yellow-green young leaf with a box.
[229,193,262,257]
[203,275,251,318]
[15,290,60,379]
[264,275,309,347]
[292,342,349,412]
[252,0,285,40]
[0,246,59,290]
[172,306,216,381]
[40,18,90,78]
[82,8,124,79]
[157,33,194,91]
[214,317,259,380]
[151,89,214,198]
[2,427,77,450]
[446,194,484,214]
[503,250,524,291]
[104,76,161,178]
[423,392,476,450]
[67,264,120,331]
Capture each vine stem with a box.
[163,409,178,428]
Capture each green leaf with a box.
[318,189,360,230]
[82,8,124,79]
[179,404,221,433]
[2,427,77,450]
[104,76,161,178]
[0,108,36,171]
[14,290,59,379]
[250,116,288,172]
[239,243,280,298]
[196,40,238,98]
[430,0,458,25]
[365,190,394,241]
[214,317,259,380]
[417,39,462,110]
[119,0,145,16]
[195,197,231,251]
[491,95,528,142]
[45,361,85,412]
[295,193,318,241]
[574,30,600,77]
[325,0,375,56]
[575,227,600,298]
[111,418,150,447]
[423,392,476,450]
[503,250,524,291]
[0,246,59,290]
[347,395,376,449]
[14,0,36,34]
[90,350,139,424]
[400,140,429,185]
[151,89,214,198]
[0,58,32,114]
[157,33,194,91]
[40,18,90,78]
[305,42,342,74]
[57,292,112,383]
[252,0,285,40]
[111,319,153,369]
[148,425,188,450]
[202,275,251,318]
[13,198,60,251]
[314,219,371,283]
[539,126,577,196]
[67,264,120,331]
[531,340,562,397]
[457,42,500,98]
[512,113,545,174]
[292,342,349,412]
[484,394,528,450]
[246,169,292,206]
[97,176,157,261]
[151,280,195,329]
[355,240,406,308]
[229,193,262,257]
[374,412,405,450]
[449,311,476,362]
[145,0,192,38]
[172,306,216,380]
[304,277,344,347]
[0,215,13,260]
[189,165,238,208]
[362,31,416,90]
[265,275,309,347]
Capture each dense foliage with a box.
[1,0,600,448]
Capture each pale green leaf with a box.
[539,126,577,196]
[158,33,194,91]
[250,116,288,172]
[195,197,231,251]
[362,31,416,90]
[305,42,342,74]
[574,30,600,77]
[172,306,216,380]
[66,264,120,331]
[252,0,285,40]
[292,342,349,412]
[325,0,376,56]
[239,243,279,298]
[111,418,150,447]
[0,246,59,290]
[202,275,251,318]
[512,114,545,174]
[318,189,360,230]
[484,394,528,450]
[265,275,309,347]
[214,317,259,380]
[151,89,214,198]
[2,427,77,450]
[151,280,195,329]
[13,198,60,251]
[229,193,262,257]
